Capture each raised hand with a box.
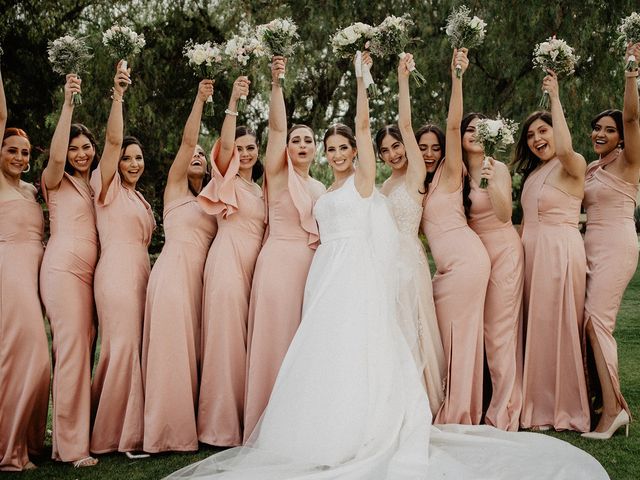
[231,76,250,103]
[113,59,131,99]
[398,53,414,81]
[480,156,496,183]
[271,56,286,86]
[64,74,82,107]
[542,69,559,102]
[197,79,214,104]
[452,48,469,78]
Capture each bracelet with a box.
[225,108,238,116]
[110,87,124,103]
[625,70,639,78]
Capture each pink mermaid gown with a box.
[520,158,590,432]
[468,176,524,431]
[197,145,265,447]
[583,148,639,419]
[40,174,98,461]
[422,163,490,425]
[90,169,155,453]
[142,194,216,452]
[0,198,50,471]
[243,158,324,442]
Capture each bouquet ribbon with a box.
[355,51,375,92]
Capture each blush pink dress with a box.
[421,162,490,425]
[197,145,265,447]
[583,149,639,419]
[141,194,216,452]
[520,158,590,432]
[90,169,155,453]
[0,198,50,471]
[40,173,98,461]
[243,158,324,442]
[468,176,524,431]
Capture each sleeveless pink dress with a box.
[468,176,524,431]
[421,162,490,425]
[520,158,590,432]
[142,195,216,452]
[40,173,98,461]
[243,158,324,442]
[197,144,265,447]
[583,149,639,419]
[0,198,50,471]
[90,169,155,453]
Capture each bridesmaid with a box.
[40,75,99,466]
[461,113,525,431]
[513,70,589,432]
[0,72,50,471]
[142,80,216,452]
[581,42,640,439]
[375,53,445,416]
[243,57,325,442]
[90,62,155,455]
[420,49,490,425]
[198,76,265,446]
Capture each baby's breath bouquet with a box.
[224,32,266,111]
[369,15,426,86]
[532,36,579,109]
[331,22,377,96]
[257,18,299,86]
[617,12,640,71]
[47,34,93,106]
[474,116,518,189]
[184,41,225,116]
[444,6,486,78]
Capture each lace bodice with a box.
[387,184,423,236]
[314,176,368,243]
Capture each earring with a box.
[23,163,31,173]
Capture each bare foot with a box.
[24,461,37,470]
[72,456,99,468]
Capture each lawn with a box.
[13,264,640,480]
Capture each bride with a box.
[167,54,609,480]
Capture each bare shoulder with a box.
[308,177,327,196]
[21,180,38,199]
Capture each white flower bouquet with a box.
[617,12,640,71]
[257,18,299,86]
[331,22,377,96]
[444,6,486,78]
[224,32,266,111]
[532,36,579,109]
[102,24,145,76]
[48,34,93,106]
[184,41,225,116]
[369,15,426,86]
[474,116,519,189]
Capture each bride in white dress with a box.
[166,54,609,480]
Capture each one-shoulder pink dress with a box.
[421,162,490,425]
[520,158,589,432]
[142,195,216,452]
[40,173,98,461]
[198,144,265,447]
[583,149,639,419]
[243,158,324,442]
[0,198,50,471]
[90,169,155,453]
[468,175,524,431]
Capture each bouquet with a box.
[444,6,486,78]
[102,24,146,82]
[617,12,640,71]
[184,41,225,116]
[257,18,299,86]
[474,116,519,189]
[330,22,377,96]
[47,34,93,106]
[224,32,266,111]
[532,36,579,109]
[369,15,426,86]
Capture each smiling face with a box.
[1,135,31,180]
[287,127,315,168]
[67,134,95,175]
[378,134,407,171]
[325,134,356,174]
[236,134,259,172]
[119,143,145,188]
[591,116,620,157]
[526,118,555,161]
[462,117,483,155]
[187,145,207,179]
[418,131,442,173]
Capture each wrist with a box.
[625,70,639,78]
[224,108,238,117]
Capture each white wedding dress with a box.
[167,176,609,480]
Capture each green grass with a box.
[14,264,640,479]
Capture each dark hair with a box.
[2,127,30,148]
[374,125,403,161]
[188,144,211,197]
[65,123,100,175]
[323,123,356,150]
[287,124,315,144]
[590,109,624,149]
[415,123,445,194]
[121,136,145,159]
[235,125,263,182]
[512,111,552,184]
[460,113,487,218]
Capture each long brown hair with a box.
[511,111,553,184]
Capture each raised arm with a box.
[164,79,213,202]
[42,75,81,190]
[397,53,426,193]
[544,70,585,179]
[622,42,640,171]
[98,61,130,202]
[443,49,468,187]
[264,57,288,179]
[217,76,249,175]
[353,52,375,198]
